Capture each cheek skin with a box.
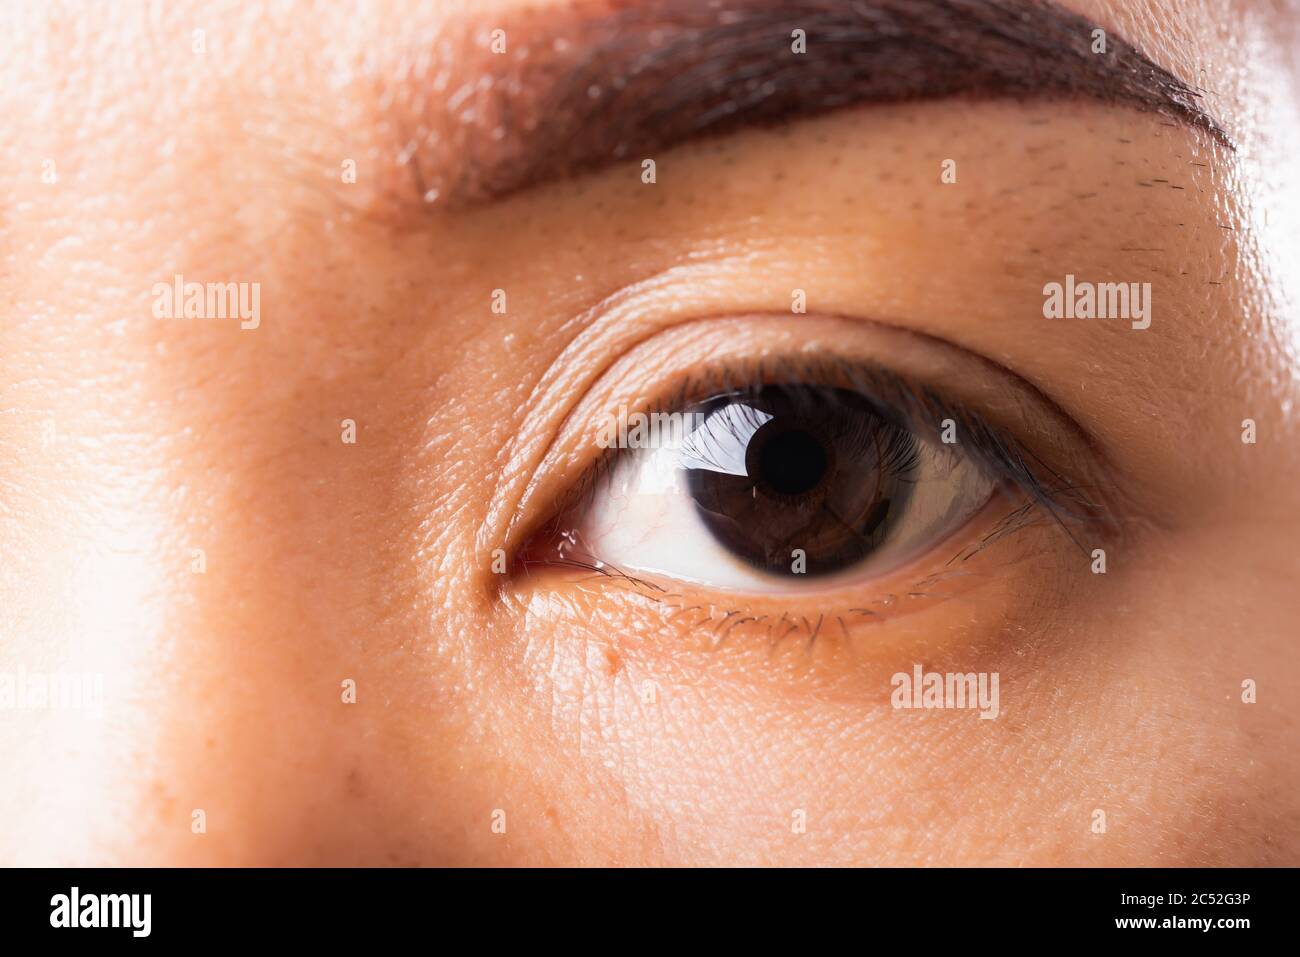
[496,528,1277,866]
[496,531,1031,867]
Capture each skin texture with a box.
[0,0,1298,866]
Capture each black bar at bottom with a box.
[0,867,1289,944]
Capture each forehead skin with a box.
[0,0,1297,865]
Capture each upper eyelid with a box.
[521,352,1116,567]
[489,311,1124,565]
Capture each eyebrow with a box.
[408,0,1229,208]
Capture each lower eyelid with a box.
[514,485,1063,647]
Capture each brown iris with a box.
[683,385,919,578]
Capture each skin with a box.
[1,0,1297,866]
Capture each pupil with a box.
[758,428,827,495]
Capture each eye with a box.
[558,381,1000,591]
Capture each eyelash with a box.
[538,353,1098,525]
[678,383,926,484]
[514,353,1109,643]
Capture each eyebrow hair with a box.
[409,0,1228,208]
